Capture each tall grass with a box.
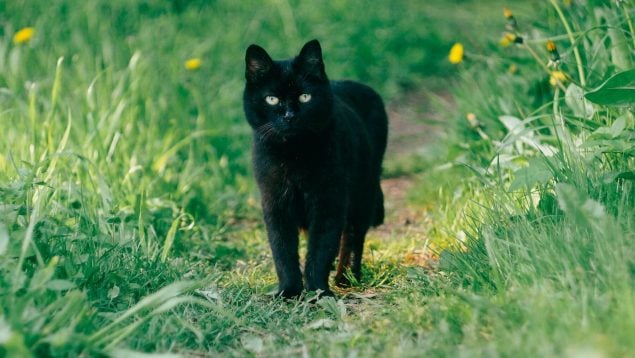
[408,0,635,355]
[2,0,631,355]
[0,0,520,355]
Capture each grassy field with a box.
[1,0,634,356]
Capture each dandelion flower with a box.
[546,40,561,68]
[448,43,464,64]
[13,27,35,44]
[503,7,513,19]
[549,71,567,86]
[503,7,518,31]
[500,33,515,47]
[500,33,523,47]
[184,58,202,70]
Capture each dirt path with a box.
[365,91,446,267]
[384,89,449,157]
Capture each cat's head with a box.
[243,40,333,143]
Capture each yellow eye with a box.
[265,96,279,105]
[299,93,312,103]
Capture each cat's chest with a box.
[278,157,323,185]
[258,152,333,190]
[254,140,343,190]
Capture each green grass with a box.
[2,0,635,356]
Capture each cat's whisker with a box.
[260,129,272,141]
[255,122,271,133]
[257,123,278,141]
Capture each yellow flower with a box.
[184,58,202,70]
[448,43,464,64]
[500,33,514,47]
[500,33,523,47]
[503,6,518,30]
[503,7,513,19]
[549,71,567,86]
[13,27,35,44]
[508,64,518,74]
[546,40,561,68]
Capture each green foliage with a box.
[0,0,520,356]
[420,0,635,355]
[1,0,633,356]
[585,68,635,106]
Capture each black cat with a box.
[242,39,388,298]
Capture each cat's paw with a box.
[277,285,303,299]
[305,288,335,303]
[334,273,350,287]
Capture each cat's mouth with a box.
[274,127,302,142]
[256,122,303,143]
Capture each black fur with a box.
[243,40,388,298]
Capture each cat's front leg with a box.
[305,197,346,296]
[262,204,303,298]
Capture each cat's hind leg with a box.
[334,225,368,287]
[335,230,352,287]
[349,225,368,283]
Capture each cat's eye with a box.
[265,96,279,105]
[299,93,312,103]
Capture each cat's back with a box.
[331,80,388,159]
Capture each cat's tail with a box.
[372,186,384,227]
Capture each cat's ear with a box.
[298,39,323,65]
[245,44,273,82]
[296,39,326,79]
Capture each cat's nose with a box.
[283,109,295,121]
